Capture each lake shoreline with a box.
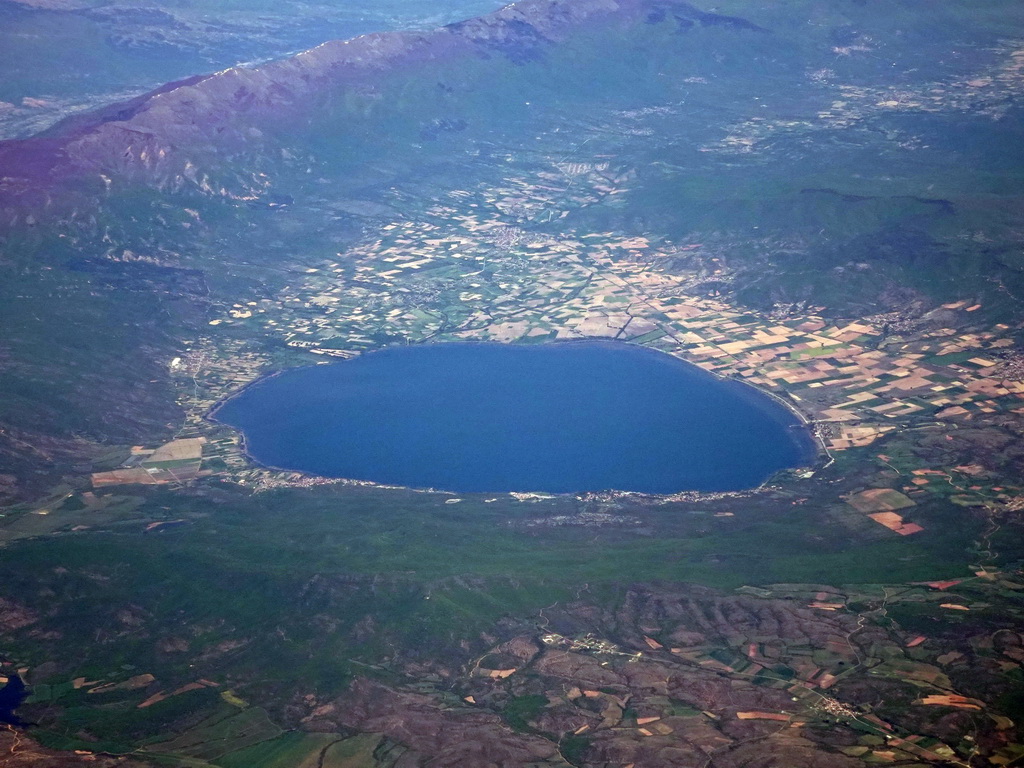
[207,338,817,497]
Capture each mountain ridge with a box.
[0,0,763,221]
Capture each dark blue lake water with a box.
[214,341,814,494]
[0,674,27,726]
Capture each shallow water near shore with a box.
[213,341,814,494]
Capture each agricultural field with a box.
[2,0,1024,765]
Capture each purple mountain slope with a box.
[0,0,760,220]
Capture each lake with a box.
[0,674,27,726]
[213,341,815,494]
